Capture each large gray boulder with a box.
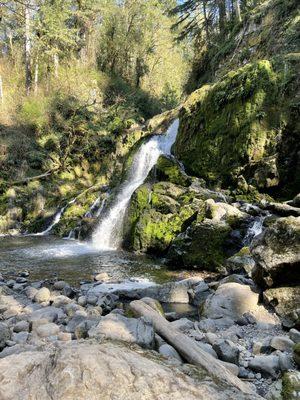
[88,314,155,349]
[251,216,300,288]
[202,282,277,324]
[0,341,261,400]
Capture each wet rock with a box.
[213,340,240,365]
[248,355,280,377]
[88,314,155,349]
[270,336,295,352]
[35,323,60,338]
[226,248,256,276]
[34,287,51,304]
[197,342,218,358]
[6,280,15,288]
[0,323,11,349]
[159,343,183,362]
[251,216,300,288]
[289,329,300,344]
[16,277,27,284]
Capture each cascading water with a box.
[34,198,77,236]
[243,214,268,245]
[92,119,179,250]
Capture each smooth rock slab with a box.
[89,314,155,349]
[270,336,295,351]
[0,341,262,400]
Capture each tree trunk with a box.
[53,54,59,78]
[130,300,255,395]
[0,76,3,104]
[218,0,226,34]
[25,2,32,95]
[235,0,242,22]
[203,0,210,42]
[34,57,39,94]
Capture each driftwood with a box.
[10,169,58,185]
[130,299,254,395]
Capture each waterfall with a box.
[34,198,76,236]
[243,214,267,245]
[92,119,179,250]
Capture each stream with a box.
[0,235,176,286]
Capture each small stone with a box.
[12,332,28,344]
[62,285,76,298]
[16,277,27,284]
[34,287,51,303]
[19,271,29,277]
[94,273,110,282]
[0,323,11,349]
[248,355,280,377]
[52,295,72,308]
[58,332,72,341]
[87,294,98,305]
[13,321,29,333]
[78,296,87,307]
[270,336,294,352]
[35,323,60,338]
[289,329,300,344]
[64,303,82,317]
[25,286,38,300]
[255,373,261,380]
[6,280,15,288]
[171,318,194,332]
[53,281,67,290]
[252,342,263,355]
[213,339,240,365]
[204,332,218,345]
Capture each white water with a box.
[243,215,267,245]
[92,119,179,250]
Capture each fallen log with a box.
[130,299,255,395]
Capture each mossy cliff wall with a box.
[174,57,299,197]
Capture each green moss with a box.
[155,155,191,187]
[282,371,300,400]
[175,59,298,194]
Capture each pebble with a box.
[53,281,67,290]
[13,321,30,333]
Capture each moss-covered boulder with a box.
[174,58,300,196]
[263,287,300,329]
[282,371,300,400]
[294,344,300,368]
[124,182,198,253]
[166,219,232,271]
[155,155,191,187]
[251,216,300,288]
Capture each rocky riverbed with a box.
[0,260,299,399]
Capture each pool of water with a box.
[0,236,176,286]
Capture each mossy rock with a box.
[155,155,191,187]
[293,344,300,367]
[166,219,232,271]
[174,58,300,196]
[282,371,300,399]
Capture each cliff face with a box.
[174,0,300,199]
